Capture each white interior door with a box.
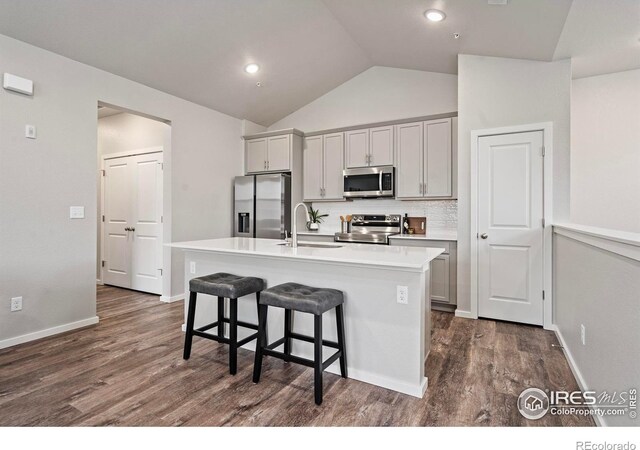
[477,131,544,325]
[102,151,163,295]
[103,157,133,288]
[130,153,163,294]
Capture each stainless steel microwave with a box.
[343,166,394,198]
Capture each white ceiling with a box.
[321,0,573,74]
[0,0,638,126]
[554,0,640,79]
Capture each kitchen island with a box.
[170,237,444,397]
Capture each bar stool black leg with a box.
[217,296,225,339]
[335,304,347,378]
[284,309,292,357]
[253,304,268,383]
[229,298,238,375]
[314,314,323,405]
[183,292,197,360]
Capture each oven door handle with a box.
[379,171,383,192]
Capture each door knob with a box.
[480,233,488,239]
[125,227,131,231]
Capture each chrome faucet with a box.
[292,203,310,248]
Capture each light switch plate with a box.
[25,124,37,139]
[69,206,85,219]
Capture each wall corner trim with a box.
[454,309,475,319]
[0,316,99,350]
[553,327,606,427]
[160,293,185,303]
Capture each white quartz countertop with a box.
[170,237,444,271]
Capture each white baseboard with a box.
[454,309,475,319]
[160,293,184,303]
[0,316,99,350]
[181,323,186,332]
[554,327,606,427]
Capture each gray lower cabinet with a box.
[389,238,457,310]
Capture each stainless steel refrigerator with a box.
[234,173,291,239]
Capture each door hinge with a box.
[101,169,105,176]
[159,162,164,170]
[159,269,163,275]
[542,218,546,227]
[541,146,545,157]
[161,215,163,223]
[101,260,105,268]
[102,215,105,222]
[542,290,546,300]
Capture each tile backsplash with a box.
[311,199,457,232]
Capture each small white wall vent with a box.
[3,73,34,96]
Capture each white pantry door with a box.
[477,131,544,325]
[103,152,163,295]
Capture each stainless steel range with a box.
[334,214,401,245]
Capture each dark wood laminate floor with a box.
[0,285,593,426]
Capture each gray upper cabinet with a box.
[303,132,344,201]
[323,133,345,200]
[266,134,291,172]
[246,138,268,173]
[396,122,423,198]
[396,118,454,199]
[424,118,452,197]
[245,133,292,173]
[345,129,369,168]
[369,126,394,166]
[345,126,394,168]
[303,135,323,201]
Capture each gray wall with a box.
[0,34,243,344]
[456,55,571,315]
[554,232,639,426]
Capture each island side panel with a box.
[182,250,430,398]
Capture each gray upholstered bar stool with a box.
[183,273,265,375]
[252,282,347,405]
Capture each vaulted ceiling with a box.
[1,0,638,126]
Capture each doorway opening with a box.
[96,103,172,300]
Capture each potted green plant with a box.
[307,207,328,231]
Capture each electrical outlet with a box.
[189,261,196,274]
[397,286,408,304]
[11,296,22,312]
[580,324,586,346]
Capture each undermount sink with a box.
[277,242,343,249]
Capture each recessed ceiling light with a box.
[424,9,446,22]
[244,63,260,74]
